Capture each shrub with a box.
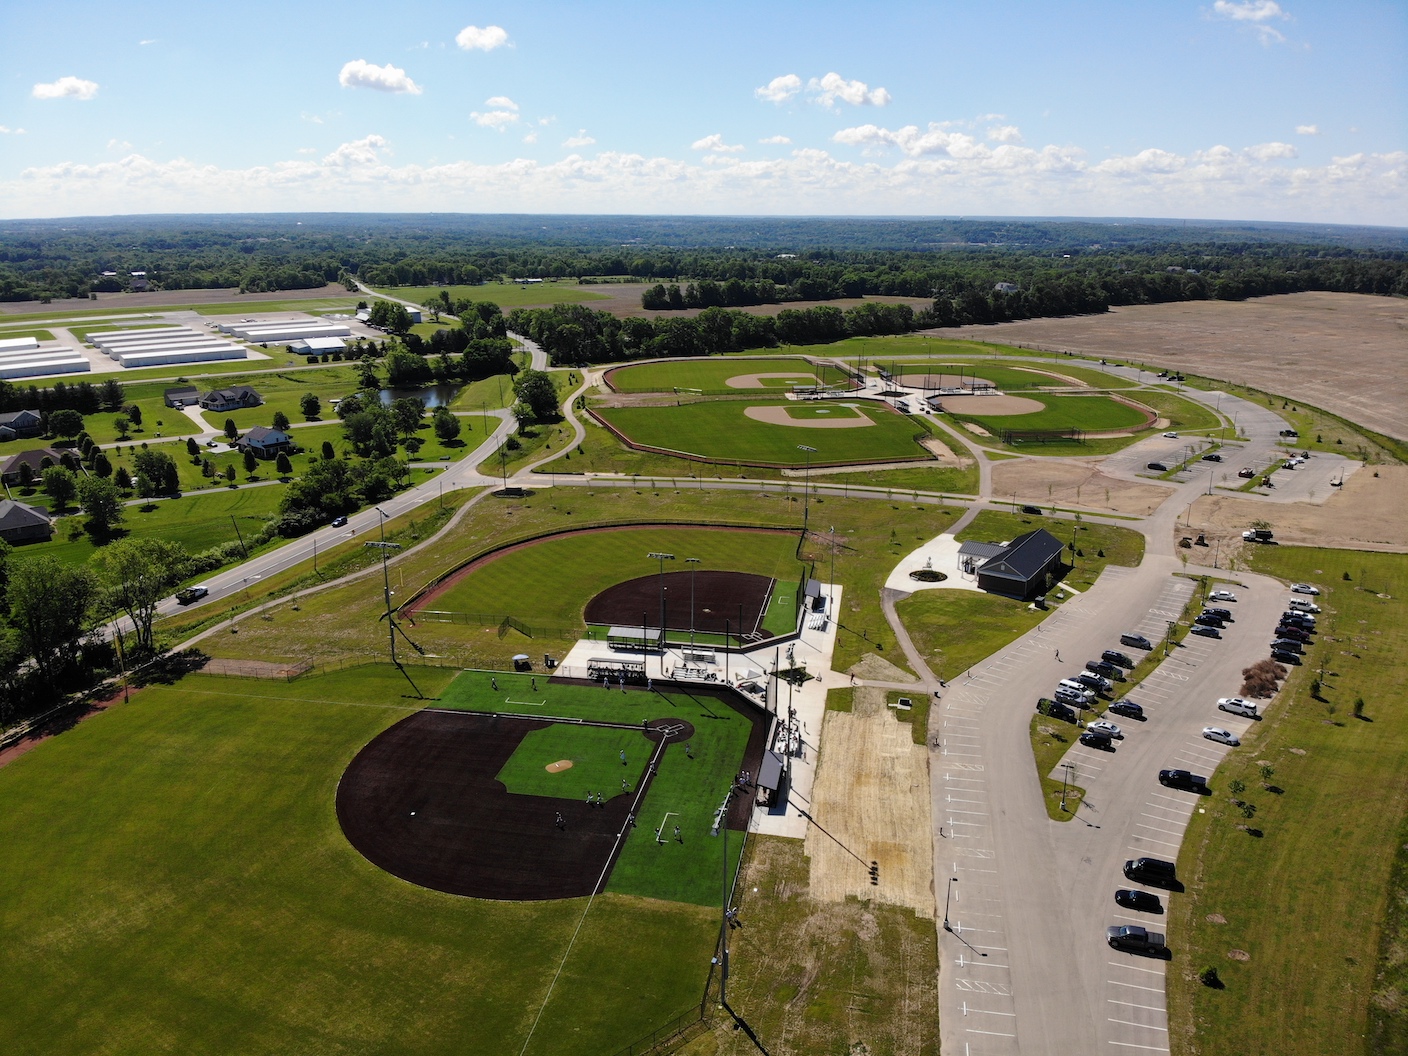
[1200,966,1224,989]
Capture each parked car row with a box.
[1271,592,1318,665]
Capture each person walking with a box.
[555,812,565,829]
[491,677,498,691]
[531,677,537,691]
[673,824,682,842]
[1055,649,1061,661]
[621,777,629,793]
[620,749,627,766]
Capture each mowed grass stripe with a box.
[429,527,805,629]
[0,667,718,1056]
[596,400,927,466]
[607,356,849,393]
[954,393,1150,434]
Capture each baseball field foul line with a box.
[516,732,670,1056]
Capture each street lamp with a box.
[797,445,817,534]
[647,552,674,653]
[685,557,701,652]
[1060,762,1076,813]
[828,527,837,615]
[943,876,959,932]
[711,784,737,1003]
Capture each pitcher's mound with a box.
[545,759,573,773]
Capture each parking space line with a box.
[1108,1019,1168,1031]
[1136,823,1185,837]
[966,1028,1018,1037]
[1109,962,1165,975]
[1108,999,1166,1013]
[1108,1041,1169,1051]
[1109,980,1165,993]
[1128,837,1180,849]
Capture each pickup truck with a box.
[1159,768,1209,793]
[1107,925,1168,954]
[1242,528,1274,542]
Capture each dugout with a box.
[605,626,665,653]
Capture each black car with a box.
[1271,649,1302,665]
[1115,889,1164,913]
[1036,698,1077,723]
[1080,730,1115,750]
[1109,700,1146,720]
[1271,638,1303,654]
[1085,659,1121,679]
[1201,453,1223,462]
[1193,614,1224,627]
[1102,649,1135,669]
[1146,462,1168,472]
[1021,505,1042,515]
[1203,607,1233,620]
[1276,626,1311,642]
[331,515,349,528]
[1159,769,1209,792]
[1189,625,1222,638]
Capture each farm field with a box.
[1168,546,1408,1056]
[605,356,853,393]
[371,281,610,309]
[594,399,929,466]
[0,666,721,1056]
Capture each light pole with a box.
[647,551,674,653]
[711,784,737,1004]
[797,445,817,534]
[685,557,701,652]
[1060,762,1076,813]
[828,527,837,615]
[943,875,959,931]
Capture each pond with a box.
[376,384,461,409]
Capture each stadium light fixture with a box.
[647,552,675,656]
[797,445,817,534]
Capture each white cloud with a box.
[539,116,555,126]
[32,76,99,101]
[1212,0,1290,44]
[338,60,422,94]
[1245,141,1296,161]
[692,133,744,154]
[297,147,317,154]
[523,130,538,144]
[138,38,157,46]
[107,139,133,151]
[562,130,595,149]
[485,96,518,111]
[755,74,802,104]
[456,25,509,52]
[1296,124,1320,135]
[3,134,1403,228]
[833,123,991,159]
[987,125,1023,144]
[808,72,890,107]
[471,110,519,130]
[759,135,792,145]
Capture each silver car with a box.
[1202,726,1240,747]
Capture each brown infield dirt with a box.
[936,393,1046,416]
[993,459,1178,515]
[932,292,1408,442]
[336,707,732,901]
[742,404,874,428]
[583,570,776,638]
[725,371,821,388]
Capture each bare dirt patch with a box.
[805,686,934,920]
[1183,465,1408,556]
[937,393,1046,416]
[993,459,1177,515]
[726,371,821,389]
[932,292,1408,441]
[743,404,875,428]
[545,759,573,773]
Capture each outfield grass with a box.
[810,463,980,496]
[952,393,1150,436]
[371,282,610,309]
[595,399,929,466]
[0,666,719,1056]
[428,526,805,635]
[1167,547,1408,1056]
[1134,388,1226,434]
[605,357,852,394]
[874,360,1087,392]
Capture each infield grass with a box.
[1167,547,1408,1056]
[595,399,928,466]
[952,393,1150,436]
[605,357,852,394]
[0,666,719,1056]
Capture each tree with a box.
[77,476,124,534]
[275,452,292,476]
[41,466,78,510]
[6,556,99,683]
[126,404,143,429]
[186,437,200,460]
[385,347,432,386]
[48,408,84,439]
[133,449,179,495]
[391,396,425,435]
[510,400,534,434]
[224,464,236,482]
[300,393,321,419]
[114,465,133,490]
[92,452,112,478]
[16,462,34,489]
[513,368,559,421]
[224,418,238,441]
[94,538,188,654]
[321,440,336,460]
[113,416,130,439]
[433,406,461,442]
[243,450,258,475]
[271,410,290,432]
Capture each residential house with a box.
[0,447,67,486]
[0,499,52,544]
[236,426,294,459]
[200,385,263,412]
[164,385,200,408]
[0,408,44,441]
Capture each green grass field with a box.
[595,399,928,466]
[371,282,610,309]
[951,393,1150,436]
[0,666,723,1056]
[1134,388,1226,434]
[605,357,852,394]
[875,360,1080,391]
[428,525,806,635]
[1168,547,1408,1056]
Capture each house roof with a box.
[958,540,1009,561]
[0,448,65,476]
[977,529,1066,583]
[0,408,42,426]
[242,426,290,444]
[0,499,50,531]
[165,384,198,396]
[205,384,260,401]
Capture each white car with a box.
[1088,719,1124,739]
[1208,589,1238,603]
[1163,431,1179,438]
[1291,583,1321,596]
[1203,726,1241,747]
[1217,697,1259,718]
[1288,599,1321,613]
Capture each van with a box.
[1057,679,1096,703]
[1054,687,1091,708]
[1123,857,1178,885]
[1121,633,1154,650]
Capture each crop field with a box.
[0,666,729,1056]
[424,525,805,635]
[371,282,610,309]
[594,399,928,466]
[605,356,853,393]
[950,393,1151,435]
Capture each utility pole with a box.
[797,445,817,535]
[230,515,247,559]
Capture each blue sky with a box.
[0,0,1403,224]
